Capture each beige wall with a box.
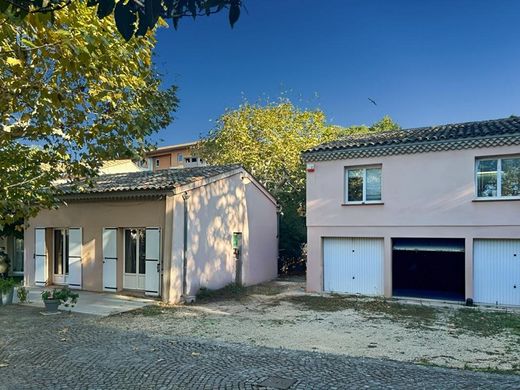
[151,147,192,170]
[24,199,166,292]
[306,144,520,298]
[168,173,278,302]
[153,154,172,170]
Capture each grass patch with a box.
[196,284,248,303]
[128,304,170,317]
[284,295,438,327]
[449,308,520,337]
[195,282,287,303]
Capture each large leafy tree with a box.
[0,0,242,41]
[0,1,179,227]
[196,100,399,268]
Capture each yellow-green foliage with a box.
[0,3,178,227]
[197,100,399,262]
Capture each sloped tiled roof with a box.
[303,116,520,162]
[60,165,241,197]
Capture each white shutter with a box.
[144,228,160,297]
[68,228,82,289]
[103,228,118,292]
[34,228,47,286]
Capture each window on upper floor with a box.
[476,156,520,199]
[345,165,382,203]
[155,159,160,167]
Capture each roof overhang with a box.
[59,189,171,202]
[302,134,520,162]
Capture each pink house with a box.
[303,116,520,306]
[24,165,278,303]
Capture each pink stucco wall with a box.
[170,173,278,302]
[306,144,520,298]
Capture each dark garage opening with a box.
[392,238,465,301]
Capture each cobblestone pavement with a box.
[1,306,519,389]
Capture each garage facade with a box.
[474,239,520,306]
[304,116,520,306]
[323,237,383,295]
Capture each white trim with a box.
[344,165,382,204]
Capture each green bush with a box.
[0,277,18,294]
[17,286,29,303]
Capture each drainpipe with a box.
[181,192,190,302]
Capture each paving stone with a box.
[0,305,519,389]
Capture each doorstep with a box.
[18,287,157,317]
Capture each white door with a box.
[145,228,160,297]
[474,239,520,306]
[68,228,82,289]
[123,228,146,290]
[323,237,384,295]
[103,228,118,292]
[34,228,47,286]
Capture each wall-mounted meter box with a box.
[232,232,242,250]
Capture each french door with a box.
[53,229,69,285]
[123,228,146,290]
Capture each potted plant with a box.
[41,287,79,313]
[0,278,18,305]
[0,248,10,278]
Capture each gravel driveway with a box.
[1,305,520,389]
[102,278,520,373]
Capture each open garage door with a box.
[392,238,465,301]
[323,238,383,296]
[474,239,520,306]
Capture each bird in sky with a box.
[368,97,377,106]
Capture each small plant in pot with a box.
[41,287,79,313]
[0,278,18,305]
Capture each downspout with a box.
[181,191,190,301]
[276,204,281,273]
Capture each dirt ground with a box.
[103,277,520,373]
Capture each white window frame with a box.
[475,155,520,200]
[344,165,382,204]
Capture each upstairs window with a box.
[177,154,183,162]
[476,156,520,198]
[345,166,382,203]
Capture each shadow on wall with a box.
[185,177,248,295]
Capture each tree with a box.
[0,1,179,227]
[196,99,399,270]
[0,0,242,41]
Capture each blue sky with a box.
[153,0,520,145]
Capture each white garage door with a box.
[474,239,520,306]
[323,238,383,295]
